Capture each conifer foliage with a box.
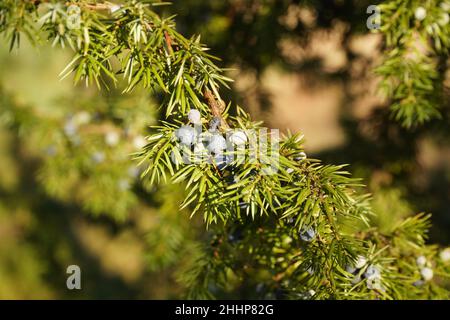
[0,0,449,299]
[377,0,449,127]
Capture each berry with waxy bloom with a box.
[229,130,247,146]
[354,255,367,269]
[105,131,120,146]
[442,2,450,11]
[193,142,208,161]
[414,7,427,21]
[175,125,196,145]
[208,117,221,132]
[420,267,433,281]
[416,255,427,267]
[438,12,449,26]
[91,151,105,164]
[188,109,201,124]
[299,228,316,242]
[239,201,249,210]
[294,151,307,161]
[366,277,382,290]
[208,134,227,154]
[440,248,450,262]
[413,280,425,287]
[364,265,381,280]
[73,111,91,125]
[64,120,77,137]
[346,265,357,274]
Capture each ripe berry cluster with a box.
[174,109,248,170]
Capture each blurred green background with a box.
[0,0,449,299]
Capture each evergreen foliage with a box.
[376,0,449,127]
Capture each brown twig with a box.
[164,30,174,55]
[204,89,229,129]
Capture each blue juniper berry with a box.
[299,227,316,242]
[208,134,227,154]
[214,153,233,171]
[239,201,250,210]
[188,109,201,124]
[208,116,221,132]
[175,125,196,145]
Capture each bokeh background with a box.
[0,0,449,299]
